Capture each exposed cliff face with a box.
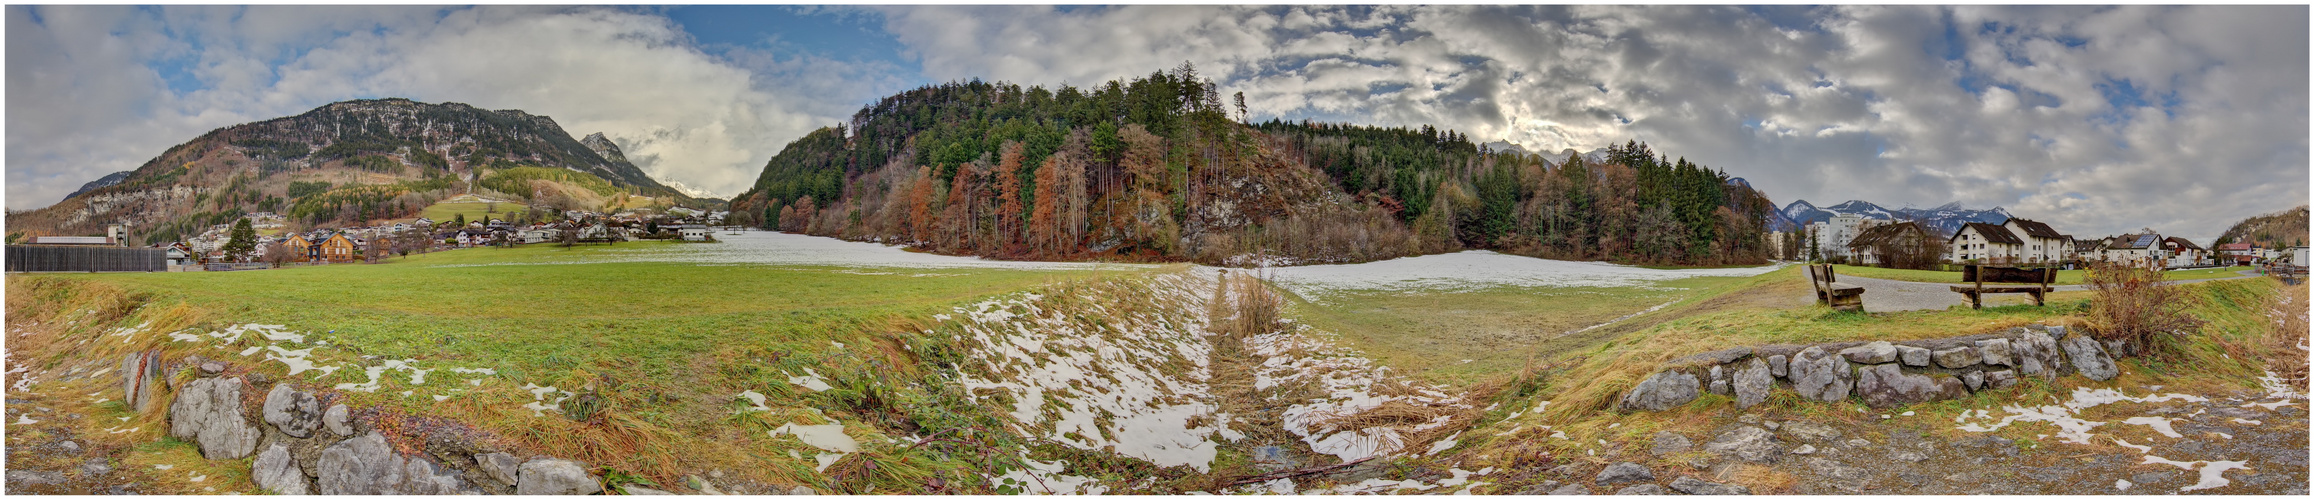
[5,98,696,243]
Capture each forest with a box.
[728,64,1777,266]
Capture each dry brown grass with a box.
[2084,262,2207,358]
[2266,283,2310,382]
[1718,463,1798,494]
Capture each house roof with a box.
[2005,218,2064,240]
[2164,236,2204,251]
[1956,222,2023,245]
[1848,222,1930,249]
[2109,233,2160,250]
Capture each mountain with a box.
[4,98,698,244]
[1772,199,2012,236]
[64,170,134,200]
[732,68,1778,267]
[2216,205,2309,248]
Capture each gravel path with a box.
[1807,268,2269,312]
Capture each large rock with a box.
[1548,484,1593,495]
[119,349,165,412]
[1789,347,1853,402]
[262,383,321,438]
[1707,365,1731,396]
[316,431,479,494]
[1974,339,2013,366]
[518,458,602,495]
[2060,336,2119,381]
[1897,345,1931,367]
[1619,371,1700,412]
[252,442,310,495]
[1595,462,1655,485]
[1984,370,2019,390]
[2012,332,2066,381]
[1839,341,1899,364]
[1854,364,1968,408]
[476,452,523,486]
[1961,370,1985,391]
[1767,355,1788,378]
[1732,358,1772,409]
[322,404,353,437]
[1702,425,1783,463]
[1932,347,1982,369]
[1650,432,1692,456]
[1669,476,1751,495]
[318,432,403,495]
[167,377,260,459]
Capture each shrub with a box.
[2085,262,2204,358]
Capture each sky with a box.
[5,4,2307,242]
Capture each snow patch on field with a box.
[1955,387,2209,444]
[443,230,1157,271]
[1249,324,1472,462]
[943,273,1230,472]
[1261,250,1783,298]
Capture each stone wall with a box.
[1620,324,2126,411]
[157,359,606,495]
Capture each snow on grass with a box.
[2121,417,2182,438]
[943,273,1229,472]
[784,368,833,392]
[441,230,1158,271]
[988,455,1108,495]
[1954,387,2208,444]
[2141,455,2251,492]
[1259,250,1784,299]
[1249,323,1472,462]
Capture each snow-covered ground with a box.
[1257,250,1786,299]
[485,230,1154,271]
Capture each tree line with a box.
[732,65,1776,266]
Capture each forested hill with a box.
[729,65,1778,266]
[2217,205,2310,249]
[6,98,700,244]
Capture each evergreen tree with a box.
[225,218,258,262]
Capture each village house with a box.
[2002,218,2072,264]
[1949,222,2026,263]
[679,225,713,242]
[2217,242,2261,266]
[1845,221,1939,268]
[2098,232,2167,267]
[283,234,315,263]
[2162,236,2208,268]
[317,233,360,263]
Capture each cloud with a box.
[875,4,2306,242]
[7,5,873,208]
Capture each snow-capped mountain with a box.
[1771,199,2012,236]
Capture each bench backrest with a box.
[1962,265,2055,284]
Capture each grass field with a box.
[418,197,530,224]
[1286,274,1765,387]
[7,242,1134,493]
[1830,264,2250,286]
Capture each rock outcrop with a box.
[168,376,260,459]
[262,383,322,438]
[2060,335,2120,381]
[1619,371,1700,411]
[517,457,603,495]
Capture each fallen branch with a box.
[1220,457,1376,488]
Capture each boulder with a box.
[476,452,523,486]
[1669,476,1751,495]
[322,404,353,437]
[1933,347,1981,369]
[1732,358,1773,409]
[1962,371,1985,391]
[1707,365,1731,396]
[2060,336,2119,381]
[1619,371,1700,412]
[400,459,479,495]
[1614,484,1668,495]
[1781,421,1842,442]
[261,383,321,438]
[1897,345,1931,367]
[1767,355,1788,378]
[2012,332,2065,381]
[1974,339,2013,366]
[1702,426,1783,463]
[199,361,225,377]
[1650,432,1692,456]
[1839,341,1898,364]
[120,349,164,412]
[1679,347,1755,365]
[167,377,260,459]
[317,432,403,495]
[1789,347,1854,402]
[1854,364,1968,408]
[1984,370,2019,390]
[1594,462,1655,485]
[518,458,602,495]
[252,442,310,495]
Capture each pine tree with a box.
[224,218,258,262]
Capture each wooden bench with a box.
[1950,265,2055,309]
[1809,263,1865,312]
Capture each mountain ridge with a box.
[1773,198,2012,236]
